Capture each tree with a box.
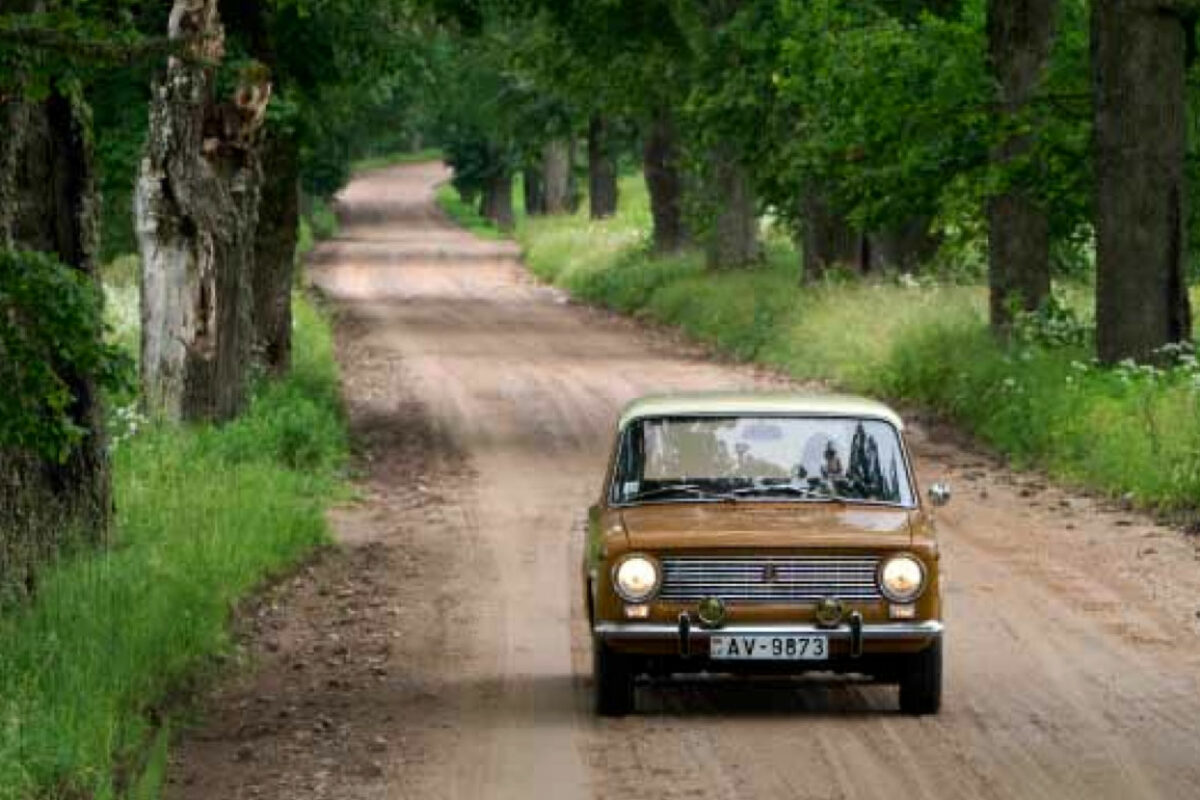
[671,0,767,269]
[542,137,573,213]
[0,3,145,593]
[222,0,432,375]
[136,0,270,422]
[0,94,112,597]
[643,108,689,251]
[1092,0,1194,363]
[587,113,618,219]
[519,0,691,248]
[986,0,1057,332]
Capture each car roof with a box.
[617,391,905,430]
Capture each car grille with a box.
[659,556,882,603]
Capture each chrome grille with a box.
[659,556,882,603]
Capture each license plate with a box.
[709,635,828,661]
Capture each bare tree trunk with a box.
[705,144,760,269]
[252,129,299,376]
[481,170,514,231]
[0,86,109,597]
[800,189,862,281]
[987,0,1056,332]
[588,114,619,219]
[1093,0,1192,363]
[523,164,546,216]
[542,139,571,214]
[643,109,687,253]
[136,0,270,421]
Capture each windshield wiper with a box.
[626,483,734,502]
[729,484,848,503]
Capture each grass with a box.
[0,288,347,799]
[351,148,443,175]
[495,174,1200,515]
[434,174,528,241]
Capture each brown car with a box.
[584,392,947,716]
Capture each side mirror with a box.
[928,482,951,508]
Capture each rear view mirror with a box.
[928,482,951,507]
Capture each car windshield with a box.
[611,415,914,507]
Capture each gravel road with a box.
[167,161,1200,800]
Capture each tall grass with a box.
[0,295,347,799]
[509,174,1200,514]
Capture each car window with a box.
[614,415,914,506]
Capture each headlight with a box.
[878,555,926,603]
[612,554,661,602]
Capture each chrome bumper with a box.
[594,620,943,642]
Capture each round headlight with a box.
[613,554,661,602]
[878,555,926,603]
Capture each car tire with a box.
[593,637,635,716]
[898,639,942,716]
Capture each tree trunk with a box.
[567,135,582,213]
[1092,0,1192,363]
[868,218,940,273]
[643,109,687,253]
[986,0,1056,332]
[481,170,514,231]
[588,114,619,219]
[542,139,571,214]
[705,144,760,269]
[800,189,862,281]
[252,128,299,376]
[0,86,109,597]
[136,0,270,421]
[523,164,546,215]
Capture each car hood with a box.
[618,502,914,550]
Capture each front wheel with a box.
[898,639,942,715]
[593,637,634,716]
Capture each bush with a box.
[0,249,133,462]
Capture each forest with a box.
[3,0,1200,797]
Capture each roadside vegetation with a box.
[434,174,1200,517]
[0,287,346,800]
[5,0,1200,793]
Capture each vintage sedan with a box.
[584,392,947,716]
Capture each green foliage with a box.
[435,180,520,240]
[517,171,1200,513]
[0,249,132,462]
[0,295,346,800]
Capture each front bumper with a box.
[595,620,943,640]
[594,618,942,660]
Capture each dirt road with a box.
[168,162,1200,800]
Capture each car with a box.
[584,391,948,716]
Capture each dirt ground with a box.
[167,162,1200,800]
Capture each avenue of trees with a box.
[3,0,1200,590]
[436,0,1197,354]
[1,0,435,596]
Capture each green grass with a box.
[511,174,1200,515]
[434,175,528,241]
[0,294,347,799]
[351,148,443,175]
